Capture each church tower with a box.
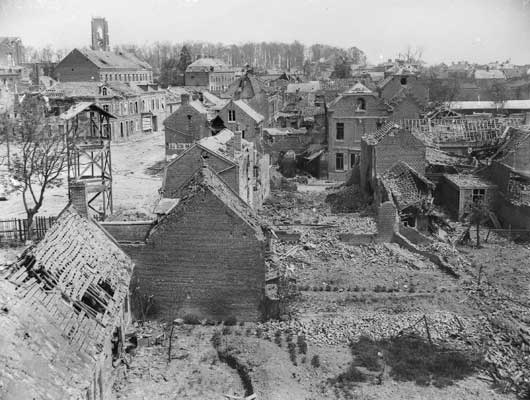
[91,17,110,51]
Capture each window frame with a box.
[336,122,344,141]
[335,153,345,171]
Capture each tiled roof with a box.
[186,57,228,72]
[79,48,152,70]
[345,82,373,94]
[444,173,497,189]
[474,69,505,80]
[286,81,321,93]
[234,99,264,123]
[44,81,144,99]
[364,122,401,144]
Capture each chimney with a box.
[234,131,242,153]
[69,181,89,218]
[181,93,190,105]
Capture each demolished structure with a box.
[161,128,270,209]
[1,204,134,400]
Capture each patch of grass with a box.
[350,336,383,371]
[274,330,282,347]
[288,342,297,365]
[346,334,482,388]
[183,313,201,325]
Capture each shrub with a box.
[288,342,297,365]
[311,355,320,368]
[333,286,339,292]
[274,330,282,347]
[245,328,252,336]
[183,314,201,325]
[354,286,360,292]
[225,316,238,326]
[286,333,293,343]
[297,335,308,354]
[211,331,222,348]
[222,326,232,335]
[239,321,245,327]
[255,327,263,338]
[325,285,331,292]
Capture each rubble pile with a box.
[325,185,369,213]
[257,311,484,347]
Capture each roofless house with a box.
[62,102,116,220]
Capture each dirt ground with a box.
[0,131,165,219]
[2,133,528,399]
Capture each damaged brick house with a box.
[221,71,281,126]
[360,122,427,195]
[376,161,435,231]
[163,93,211,159]
[485,127,530,230]
[217,98,265,143]
[1,204,134,400]
[102,166,271,322]
[161,127,270,209]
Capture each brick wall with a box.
[55,49,100,82]
[163,104,209,157]
[377,201,399,243]
[185,71,209,86]
[124,190,266,322]
[162,146,239,198]
[219,101,261,143]
[375,130,426,176]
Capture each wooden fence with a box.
[0,216,56,245]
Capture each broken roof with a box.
[59,101,116,120]
[380,161,434,211]
[425,147,475,168]
[3,204,133,357]
[491,126,530,163]
[0,279,96,399]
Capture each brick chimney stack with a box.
[69,181,89,218]
[181,93,190,105]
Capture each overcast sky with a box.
[1,0,529,64]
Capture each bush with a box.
[255,327,263,338]
[354,286,360,292]
[333,286,339,292]
[245,328,252,336]
[274,330,282,347]
[288,342,297,365]
[311,355,320,368]
[297,335,308,354]
[224,316,238,326]
[222,326,232,335]
[325,285,331,292]
[211,331,222,348]
[183,314,201,325]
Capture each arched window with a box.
[400,76,408,85]
[356,98,366,111]
[102,87,107,96]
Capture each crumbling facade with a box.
[1,205,134,400]
[360,123,427,194]
[162,128,270,209]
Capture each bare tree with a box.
[11,96,67,239]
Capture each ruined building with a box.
[360,123,427,194]
[102,166,271,322]
[91,17,110,52]
[1,204,134,400]
[162,128,270,210]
